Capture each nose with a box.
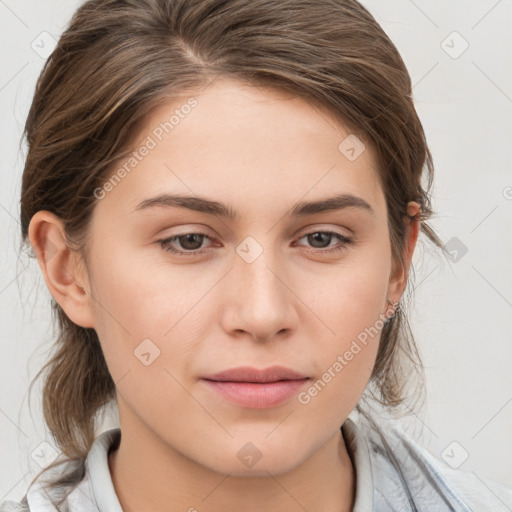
[221,243,298,342]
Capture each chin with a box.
[201,445,305,477]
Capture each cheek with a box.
[85,243,217,382]
[302,243,391,335]
[299,248,391,398]
[86,258,206,423]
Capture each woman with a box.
[2,0,511,510]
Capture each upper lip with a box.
[202,365,309,383]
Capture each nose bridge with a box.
[237,236,285,303]
[226,234,295,338]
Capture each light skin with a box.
[29,78,420,512]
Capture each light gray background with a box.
[1,0,511,503]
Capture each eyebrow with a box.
[132,193,375,219]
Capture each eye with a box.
[295,231,353,255]
[157,230,353,257]
[158,232,213,256]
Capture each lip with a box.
[203,365,309,383]
[201,365,310,409]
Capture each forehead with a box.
[96,78,386,220]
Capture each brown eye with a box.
[175,233,206,250]
[158,232,212,256]
[296,231,353,254]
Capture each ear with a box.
[386,202,421,305]
[28,210,96,328]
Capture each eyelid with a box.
[157,224,354,257]
[295,223,353,239]
[158,223,352,244]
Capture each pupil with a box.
[310,232,330,248]
[181,234,203,250]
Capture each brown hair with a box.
[19,0,448,502]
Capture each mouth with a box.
[202,365,309,383]
[201,365,310,409]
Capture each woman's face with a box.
[77,78,408,475]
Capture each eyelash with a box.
[157,230,353,257]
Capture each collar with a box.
[85,428,123,512]
[342,417,373,512]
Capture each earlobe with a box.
[28,211,95,328]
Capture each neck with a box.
[108,421,355,512]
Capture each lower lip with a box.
[201,378,310,409]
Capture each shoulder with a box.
[0,460,83,512]
[0,453,87,512]
[0,428,121,512]
[349,411,512,511]
[0,500,29,512]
